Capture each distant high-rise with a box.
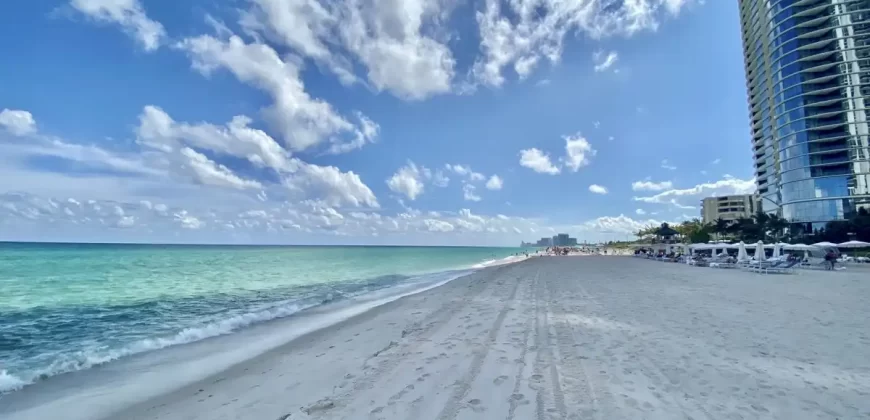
[738,0,870,232]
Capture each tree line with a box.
[635,208,870,244]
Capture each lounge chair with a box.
[764,259,801,274]
[748,259,785,273]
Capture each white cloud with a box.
[463,184,482,202]
[472,0,692,87]
[179,147,263,190]
[386,161,426,200]
[519,148,560,175]
[0,109,37,136]
[70,0,166,51]
[174,210,204,229]
[578,214,666,235]
[633,176,757,208]
[242,0,455,100]
[711,158,721,165]
[669,199,696,210]
[423,219,454,232]
[631,180,673,191]
[593,50,618,72]
[564,133,596,171]
[136,105,295,172]
[286,162,379,208]
[445,164,485,182]
[636,208,646,215]
[536,79,551,87]
[485,175,503,190]
[431,170,450,188]
[588,184,608,194]
[177,34,375,153]
[661,159,677,170]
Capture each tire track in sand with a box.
[531,269,567,420]
[506,272,536,420]
[545,268,615,420]
[435,269,522,420]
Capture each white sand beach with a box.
[7,256,870,419]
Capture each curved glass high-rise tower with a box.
[738,0,870,232]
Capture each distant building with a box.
[535,237,552,247]
[701,194,759,224]
[551,233,578,247]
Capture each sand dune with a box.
[10,256,870,420]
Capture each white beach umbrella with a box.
[737,242,747,261]
[838,240,870,248]
[772,243,782,259]
[754,241,766,260]
[784,243,816,251]
[813,241,838,248]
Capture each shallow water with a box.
[0,243,523,392]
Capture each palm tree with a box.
[765,214,788,242]
[712,218,731,240]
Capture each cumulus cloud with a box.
[631,180,673,191]
[242,0,455,100]
[70,0,166,51]
[386,161,426,200]
[660,159,677,170]
[485,175,503,190]
[136,105,295,172]
[445,164,485,182]
[564,133,596,171]
[0,109,37,136]
[519,148,560,174]
[588,184,608,194]
[636,208,646,215]
[286,162,379,208]
[177,34,375,153]
[593,50,619,72]
[463,184,482,202]
[423,219,454,232]
[472,0,693,87]
[431,170,450,188]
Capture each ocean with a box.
[0,243,525,394]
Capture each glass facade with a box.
[739,0,870,231]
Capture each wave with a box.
[1,255,526,395]
[471,254,526,269]
[0,371,28,394]
[0,299,314,394]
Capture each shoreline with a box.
[5,256,869,419]
[0,257,528,420]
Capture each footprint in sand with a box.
[531,374,544,381]
[493,375,509,385]
[468,399,486,413]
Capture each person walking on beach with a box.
[824,250,836,270]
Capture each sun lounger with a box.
[764,260,801,274]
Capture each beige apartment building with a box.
[701,194,759,224]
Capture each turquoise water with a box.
[0,243,522,393]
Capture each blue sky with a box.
[0,0,758,245]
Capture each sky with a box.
[0,0,759,246]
